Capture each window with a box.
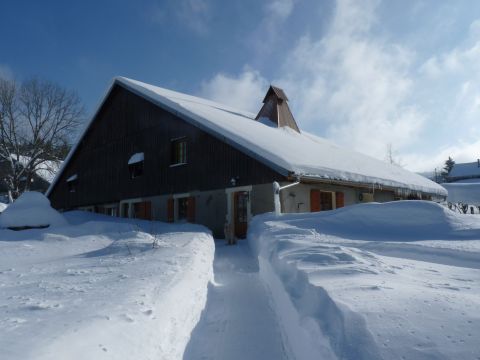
[129,162,143,178]
[171,138,187,165]
[128,152,144,178]
[66,174,78,193]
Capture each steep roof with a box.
[47,77,447,197]
[449,161,480,179]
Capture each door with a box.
[234,191,249,238]
[310,190,321,212]
[133,201,152,220]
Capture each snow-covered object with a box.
[449,161,480,179]
[0,212,214,359]
[47,77,446,197]
[10,154,62,183]
[0,203,8,213]
[443,182,480,205]
[128,152,144,165]
[0,191,66,229]
[249,201,480,360]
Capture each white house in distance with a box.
[47,77,447,238]
[443,160,480,211]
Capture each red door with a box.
[335,192,345,208]
[234,191,249,238]
[310,190,320,212]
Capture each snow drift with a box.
[0,211,215,359]
[0,191,66,229]
[249,201,480,360]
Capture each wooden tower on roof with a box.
[255,85,300,133]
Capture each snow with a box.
[0,211,214,359]
[66,174,77,182]
[184,241,288,360]
[249,201,480,360]
[47,77,446,197]
[442,182,480,205]
[0,192,67,229]
[449,161,480,179]
[0,202,8,212]
[10,154,62,184]
[128,152,144,165]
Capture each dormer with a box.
[255,85,300,133]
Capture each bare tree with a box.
[385,143,404,167]
[0,77,84,199]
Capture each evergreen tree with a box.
[441,156,455,180]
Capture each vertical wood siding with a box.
[49,85,285,209]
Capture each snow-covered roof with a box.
[10,154,62,184]
[128,152,144,165]
[48,77,447,197]
[449,161,480,179]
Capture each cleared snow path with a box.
[183,241,289,360]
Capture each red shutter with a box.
[167,198,174,223]
[310,190,320,212]
[335,192,345,208]
[187,196,196,223]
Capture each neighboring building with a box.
[0,156,61,202]
[446,160,480,183]
[46,77,446,238]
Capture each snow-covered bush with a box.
[0,191,66,229]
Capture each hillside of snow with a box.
[0,211,214,360]
[249,201,480,360]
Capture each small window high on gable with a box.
[171,138,187,165]
[66,174,78,193]
[128,152,144,178]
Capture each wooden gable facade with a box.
[48,84,285,211]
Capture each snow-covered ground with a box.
[249,201,480,360]
[184,241,288,360]
[0,211,214,360]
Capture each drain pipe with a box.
[273,180,301,215]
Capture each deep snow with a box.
[0,192,66,229]
[0,211,214,359]
[184,241,288,360]
[249,201,480,360]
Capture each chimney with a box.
[255,85,300,133]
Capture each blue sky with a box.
[2,0,480,172]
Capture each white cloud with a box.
[276,0,424,158]
[199,2,480,172]
[199,68,268,113]
[403,139,480,173]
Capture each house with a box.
[0,156,61,203]
[46,77,446,238]
[443,160,480,211]
[446,160,480,183]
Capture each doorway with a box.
[234,191,249,238]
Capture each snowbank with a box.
[0,212,214,359]
[442,182,480,205]
[0,191,66,229]
[249,201,480,360]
